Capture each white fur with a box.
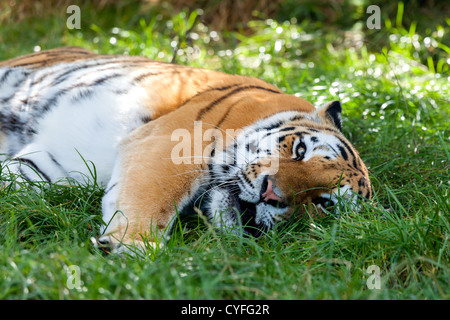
[0,60,152,185]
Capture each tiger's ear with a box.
[316,100,342,131]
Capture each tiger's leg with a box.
[3,143,69,185]
[98,157,181,256]
[98,136,203,256]
[97,156,151,255]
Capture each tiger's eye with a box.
[295,143,306,160]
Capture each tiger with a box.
[0,47,372,255]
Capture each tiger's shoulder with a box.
[0,47,297,121]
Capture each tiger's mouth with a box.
[226,190,266,237]
[224,180,288,237]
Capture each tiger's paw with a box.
[95,234,163,258]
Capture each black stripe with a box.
[41,73,121,111]
[39,89,68,112]
[215,100,241,128]
[70,88,95,103]
[0,111,28,133]
[141,115,152,124]
[279,126,296,132]
[69,72,122,89]
[325,143,338,155]
[31,68,66,86]
[15,158,51,182]
[13,51,48,59]
[10,49,88,62]
[7,61,42,68]
[11,72,29,88]
[240,171,254,188]
[104,182,117,195]
[45,49,93,56]
[0,93,15,104]
[221,164,230,173]
[335,137,366,175]
[18,168,33,182]
[113,89,129,95]
[0,69,13,83]
[338,139,359,169]
[290,114,306,122]
[90,73,122,86]
[196,85,281,120]
[277,134,288,143]
[233,142,239,165]
[301,125,337,134]
[338,145,348,161]
[133,71,163,83]
[49,59,133,87]
[215,107,234,128]
[257,120,285,132]
[0,71,31,101]
[312,145,326,152]
[177,84,242,111]
[353,158,358,169]
[334,136,356,160]
[47,151,67,176]
[2,50,50,65]
[358,177,366,188]
[32,60,150,86]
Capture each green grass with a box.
[0,1,449,300]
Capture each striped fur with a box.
[0,47,371,254]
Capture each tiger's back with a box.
[0,47,280,184]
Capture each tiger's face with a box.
[206,101,371,235]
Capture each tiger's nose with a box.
[260,176,283,203]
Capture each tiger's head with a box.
[205,100,371,235]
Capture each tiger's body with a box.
[0,47,371,254]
